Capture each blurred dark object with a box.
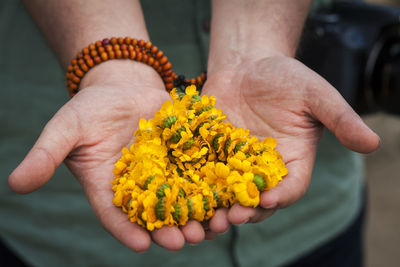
[298,1,400,115]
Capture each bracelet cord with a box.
[66,37,206,97]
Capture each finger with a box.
[309,77,380,154]
[151,226,185,251]
[82,170,152,253]
[227,203,256,225]
[260,160,312,209]
[8,108,78,194]
[209,208,230,233]
[181,220,205,245]
[247,208,276,223]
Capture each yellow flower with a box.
[228,172,260,208]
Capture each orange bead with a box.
[165,82,174,90]
[136,52,143,61]
[74,68,84,78]
[142,54,148,63]
[110,37,117,45]
[145,41,152,50]
[163,69,173,77]
[124,37,131,45]
[90,50,98,57]
[152,61,160,69]
[190,78,196,85]
[163,76,173,83]
[138,39,145,47]
[129,50,136,60]
[95,40,102,47]
[82,47,90,54]
[151,46,158,54]
[132,39,138,46]
[86,58,94,67]
[89,43,96,51]
[80,63,89,72]
[122,50,129,58]
[128,45,134,51]
[163,62,172,70]
[100,52,108,61]
[115,50,122,59]
[108,50,115,59]
[121,44,127,51]
[159,56,168,65]
[98,46,105,54]
[156,66,163,73]
[69,83,78,90]
[117,37,124,45]
[196,77,203,85]
[94,56,102,64]
[147,56,155,66]
[67,65,73,72]
[113,44,120,51]
[105,45,113,52]
[156,50,163,59]
[72,74,80,83]
[71,59,77,65]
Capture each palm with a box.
[203,56,379,222]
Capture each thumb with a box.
[8,110,78,194]
[310,78,380,154]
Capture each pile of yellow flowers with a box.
[111,86,288,231]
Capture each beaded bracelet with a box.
[65,37,206,97]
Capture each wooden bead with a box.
[98,46,105,54]
[124,37,131,45]
[105,45,113,52]
[80,63,89,72]
[117,37,124,45]
[132,38,138,46]
[138,39,145,47]
[152,61,160,69]
[164,76,173,83]
[72,74,80,83]
[156,66,163,73]
[85,58,94,67]
[129,50,136,60]
[113,44,120,51]
[94,56,102,64]
[71,59,77,65]
[89,43,96,51]
[108,50,115,59]
[159,56,168,65]
[163,62,172,70]
[67,65,73,72]
[122,50,129,58]
[163,69,173,77]
[142,54,148,63]
[136,52,143,61]
[121,44,128,51]
[165,82,174,90]
[95,40,102,47]
[151,45,158,54]
[100,52,108,61]
[82,47,90,55]
[145,41,152,50]
[115,50,122,59]
[74,68,84,78]
[147,56,155,66]
[90,50,98,57]
[190,78,196,85]
[156,50,163,59]
[128,45,134,51]
[69,83,78,90]
[110,37,117,45]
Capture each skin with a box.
[9,0,380,252]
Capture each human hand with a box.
[202,56,380,237]
[8,61,207,252]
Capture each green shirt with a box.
[0,1,364,266]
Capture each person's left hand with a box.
[202,56,380,239]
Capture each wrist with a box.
[79,60,165,91]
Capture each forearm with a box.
[208,0,311,73]
[23,0,149,69]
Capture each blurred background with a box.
[300,0,400,266]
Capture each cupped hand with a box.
[8,61,207,252]
[202,56,380,236]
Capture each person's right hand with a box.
[8,61,207,252]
